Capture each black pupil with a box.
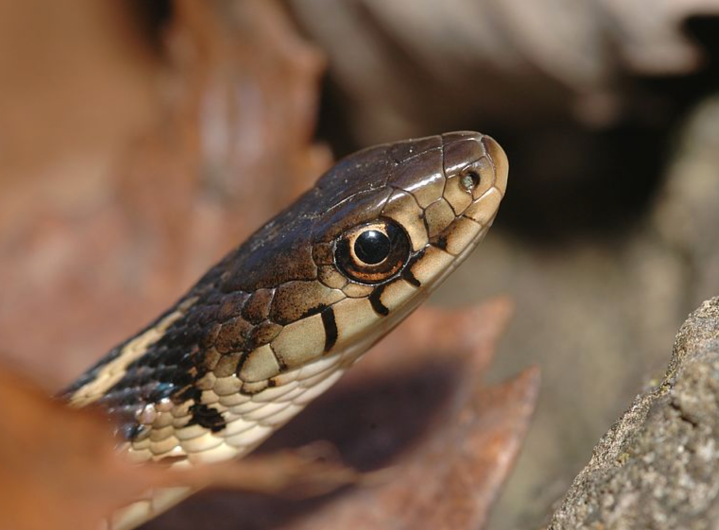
[354,229,391,264]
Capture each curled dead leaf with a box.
[0,367,362,530]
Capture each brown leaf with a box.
[0,0,329,385]
[145,299,540,530]
[0,367,362,530]
[0,369,146,530]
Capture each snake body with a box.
[62,131,508,529]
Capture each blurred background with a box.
[1,1,719,528]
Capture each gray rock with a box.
[548,297,719,530]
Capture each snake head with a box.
[65,132,508,467]
[229,131,509,389]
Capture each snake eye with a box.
[354,229,390,264]
[335,219,411,284]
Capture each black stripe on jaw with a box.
[401,249,425,287]
[321,307,338,352]
[369,285,390,316]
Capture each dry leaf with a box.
[0,367,360,530]
[0,369,134,530]
[0,0,329,384]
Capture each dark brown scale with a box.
[214,316,253,354]
[213,352,243,377]
[311,242,334,267]
[390,149,444,195]
[247,321,282,348]
[200,323,221,349]
[216,292,251,323]
[242,288,275,324]
[269,281,336,325]
[387,135,442,163]
[202,347,222,371]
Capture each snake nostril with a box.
[460,171,480,192]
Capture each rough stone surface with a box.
[547,297,719,530]
[481,95,719,530]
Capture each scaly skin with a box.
[62,131,509,530]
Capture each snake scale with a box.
[61,131,508,529]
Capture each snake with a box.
[61,131,508,530]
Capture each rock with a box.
[548,297,719,530]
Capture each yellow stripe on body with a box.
[69,298,197,407]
